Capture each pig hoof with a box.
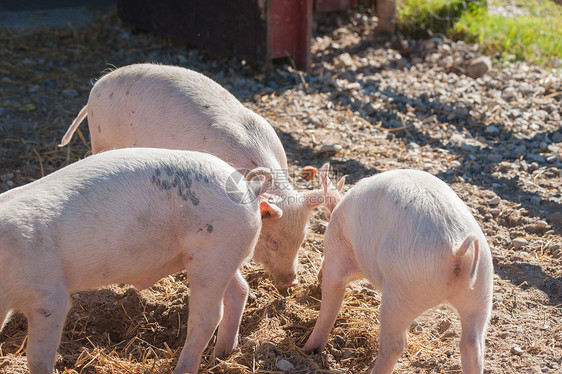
[213,348,231,360]
[303,345,321,355]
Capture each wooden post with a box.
[271,0,313,72]
[376,0,395,33]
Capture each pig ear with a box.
[336,175,346,193]
[260,200,283,220]
[302,189,324,209]
[319,163,332,195]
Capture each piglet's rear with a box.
[0,148,265,374]
[304,167,493,374]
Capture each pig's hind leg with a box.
[449,289,491,374]
[23,285,70,374]
[370,287,435,374]
[214,270,249,359]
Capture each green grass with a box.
[397,0,562,68]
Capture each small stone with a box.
[485,125,500,135]
[513,144,527,157]
[437,320,451,335]
[512,238,528,249]
[527,153,545,163]
[361,287,376,297]
[467,56,492,78]
[320,144,342,155]
[338,52,355,68]
[488,197,500,206]
[275,359,295,372]
[536,220,548,229]
[530,196,541,205]
[1,173,14,181]
[334,334,345,347]
[342,348,353,359]
[387,119,403,128]
[511,345,524,356]
[28,85,40,93]
[518,83,534,96]
[547,154,559,163]
[490,208,501,216]
[449,133,465,145]
[502,86,517,101]
[62,88,78,99]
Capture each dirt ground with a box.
[0,7,561,374]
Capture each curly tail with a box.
[246,167,274,197]
[59,105,88,147]
[454,235,480,290]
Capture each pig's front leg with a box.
[173,274,229,374]
[303,256,350,354]
[24,286,70,374]
[214,270,249,358]
[304,240,362,354]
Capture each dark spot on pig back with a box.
[98,125,101,133]
[160,180,172,190]
[126,90,129,95]
[206,224,213,233]
[109,92,114,99]
[150,166,213,206]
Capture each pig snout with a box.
[275,274,298,290]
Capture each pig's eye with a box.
[268,237,279,251]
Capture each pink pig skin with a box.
[60,63,324,290]
[305,166,493,374]
[0,148,270,374]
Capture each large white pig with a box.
[304,166,493,374]
[59,63,323,289]
[0,148,276,374]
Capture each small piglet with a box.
[59,63,324,290]
[304,166,493,374]
[0,148,275,374]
